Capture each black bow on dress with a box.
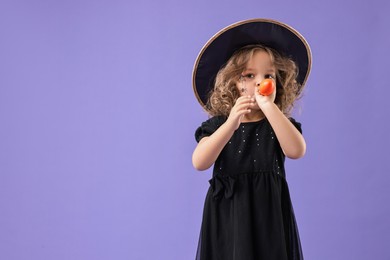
[209,175,236,200]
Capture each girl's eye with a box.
[265,74,275,79]
[242,74,255,79]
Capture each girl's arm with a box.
[260,102,306,159]
[192,122,235,171]
[192,96,254,170]
[255,91,306,159]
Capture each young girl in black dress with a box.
[192,19,312,260]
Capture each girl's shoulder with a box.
[203,115,227,126]
[194,116,227,143]
[288,117,303,133]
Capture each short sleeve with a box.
[194,116,226,143]
[289,117,303,134]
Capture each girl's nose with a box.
[256,82,261,87]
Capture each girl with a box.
[192,19,312,260]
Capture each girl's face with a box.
[237,50,276,97]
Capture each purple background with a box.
[1,0,389,259]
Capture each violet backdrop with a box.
[1,0,389,259]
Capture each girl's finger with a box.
[237,108,251,117]
[235,101,255,111]
[236,95,251,103]
[235,98,252,107]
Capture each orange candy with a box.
[258,79,275,96]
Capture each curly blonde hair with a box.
[206,44,302,117]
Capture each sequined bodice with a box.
[213,119,286,178]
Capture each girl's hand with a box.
[226,95,254,130]
[254,85,276,109]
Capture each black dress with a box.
[195,116,304,260]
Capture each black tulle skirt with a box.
[195,171,304,260]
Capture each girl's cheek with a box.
[247,86,256,97]
[237,83,247,96]
[237,82,256,96]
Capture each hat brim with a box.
[192,18,312,109]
